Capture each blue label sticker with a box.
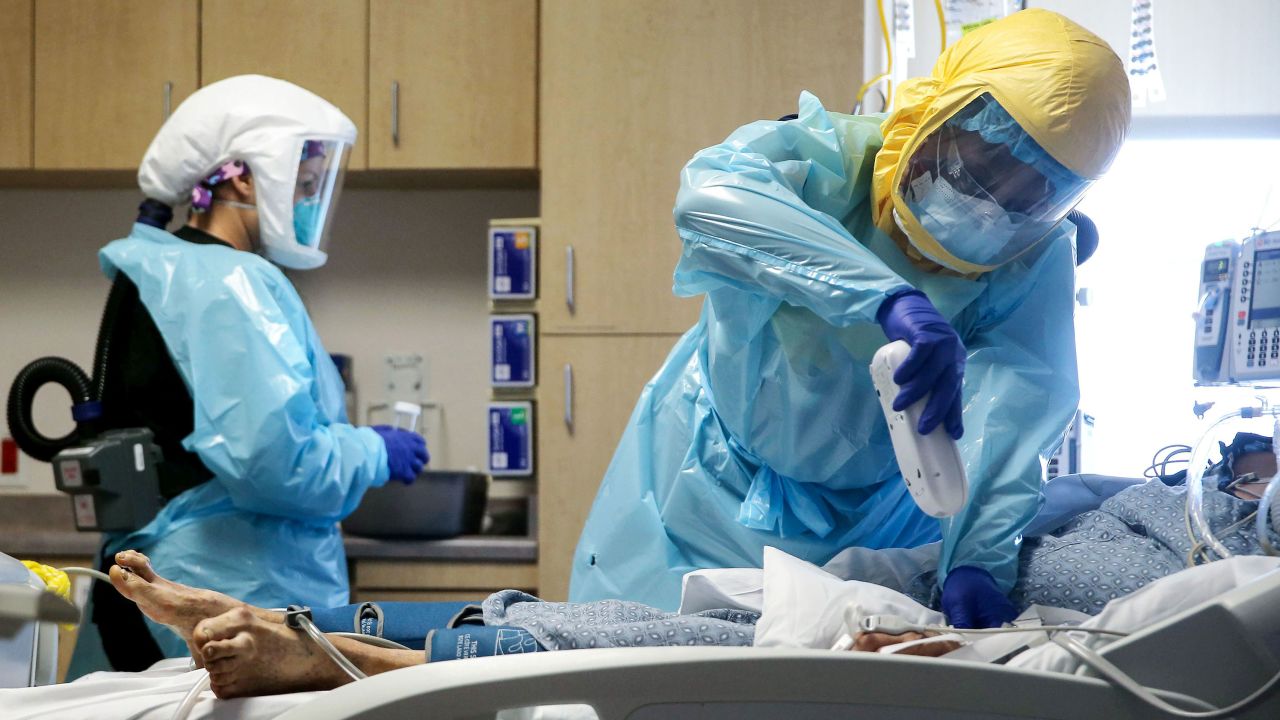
[491,316,535,387]
[490,228,536,299]
[488,403,533,476]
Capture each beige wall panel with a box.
[369,0,537,169]
[0,0,32,168]
[536,334,680,601]
[34,0,198,169]
[540,0,864,333]
[202,0,369,169]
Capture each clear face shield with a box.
[292,138,350,255]
[895,94,1094,271]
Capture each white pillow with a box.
[754,546,945,649]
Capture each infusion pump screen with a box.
[1204,257,1230,282]
[1251,249,1280,328]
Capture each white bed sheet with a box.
[7,551,1278,720]
[0,658,322,720]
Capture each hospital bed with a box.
[274,564,1280,720]
[5,559,1278,719]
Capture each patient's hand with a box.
[852,631,961,657]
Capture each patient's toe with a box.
[114,550,159,582]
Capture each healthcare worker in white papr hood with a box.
[65,75,428,677]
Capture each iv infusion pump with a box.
[1194,231,1280,385]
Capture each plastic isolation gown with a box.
[72,223,388,665]
[570,93,1080,610]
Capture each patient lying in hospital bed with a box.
[57,469,1280,696]
[3,468,1276,717]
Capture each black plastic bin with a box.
[343,471,488,539]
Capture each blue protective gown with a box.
[570,93,1080,610]
[71,223,388,668]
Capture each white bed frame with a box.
[276,568,1280,720]
[275,645,1277,720]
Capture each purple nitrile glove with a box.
[876,290,966,439]
[371,425,428,483]
[941,566,1017,629]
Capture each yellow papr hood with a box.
[871,8,1131,236]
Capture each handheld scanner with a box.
[870,341,969,517]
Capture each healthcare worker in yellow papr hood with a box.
[571,9,1131,628]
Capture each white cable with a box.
[1258,470,1280,556]
[59,566,112,584]
[1052,634,1280,718]
[830,633,855,652]
[296,615,366,681]
[169,671,211,720]
[877,633,966,654]
[328,632,411,651]
[860,615,1129,638]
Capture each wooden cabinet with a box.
[368,0,536,170]
[201,0,369,169]
[351,560,537,603]
[0,0,31,168]
[536,334,680,600]
[539,0,864,334]
[33,0,198,169]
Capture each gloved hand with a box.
[876,290,966,439]
[941,566,1017,629]
[371,426,428,483]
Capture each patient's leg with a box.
[195,607,422,698]
[108,549,281,640]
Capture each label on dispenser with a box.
[491,314,536,387]
[488,402,533,477]
[489,227,537,300]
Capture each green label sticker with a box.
[510,408,527,425]
[961,18,997,34]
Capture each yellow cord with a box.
[855,0,894,111]
[934,0,947,52]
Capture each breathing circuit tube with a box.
[6,276,128,461]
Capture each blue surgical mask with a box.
[293,200,321,248]
[912,176,1031,268]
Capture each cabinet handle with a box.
[563,363,574,433]
[391,81,400,147]
[162,82,173,121]
[565,245,576,314]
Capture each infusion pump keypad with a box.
[1234,237,1280,378]
[1247,329,1279,368]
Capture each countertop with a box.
[0,495,536,562]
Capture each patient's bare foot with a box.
[108,549,278,640]
[195,607,351,698]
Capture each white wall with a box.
[867,0,1280,121]
[0,187,537,493]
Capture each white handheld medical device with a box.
[1192,239,1238,384]
[1193,231,1280,385]
[870,341,968,517]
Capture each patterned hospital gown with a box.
[481,592,758,651]
[474,482,1273,650]
[1009,480,1273,615]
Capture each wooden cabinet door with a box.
[0,0,32,168]
[201,0,369,169]
[368,0,536,169]
[34,0,198,169]
[540,0,864,334]
[536,334,680,601]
